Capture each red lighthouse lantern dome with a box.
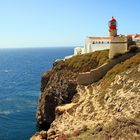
[109,16,116,22]
[109,16,117,30]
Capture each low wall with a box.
[77,52,137,86]
[77,71,94,85]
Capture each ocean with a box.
[0,47,74,140]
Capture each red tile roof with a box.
[127,34,140,38]
[135,34,140,38]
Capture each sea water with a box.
[0,47,74,140]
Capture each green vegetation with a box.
[53,49,109,72]
[113,53,123,59]
[128,41,136,46]
[128,45,138,52]
[69,118,140,140]
[54,49,140,86]
[65,49,109,72]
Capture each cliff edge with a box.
[36,50,109,128]
[31,49,140,140]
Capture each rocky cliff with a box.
[31,50,140,140]
[36,50,109,128]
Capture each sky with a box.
[0,0,140,48]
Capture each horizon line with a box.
[0,46,83,49]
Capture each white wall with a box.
[90,43,110,52]
[74,47,85,55]
[74,47,82,55]
[132,37,140,42]
[85,38,110,53]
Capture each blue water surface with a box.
[0,47,74,140]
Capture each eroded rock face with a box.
[47,64,140,139]
[30,131,47,140]
[33,52,140,140]
[36,61,78,128]
[36,50,109,129]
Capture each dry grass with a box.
[53,50,109,72]
[100,52,140,91]
[69,118,140,140]
[65,49,109,72]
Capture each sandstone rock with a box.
[30,133,43,140]
[72,130,80,136]
[30,131,47,140]
[36,50,110,129]
[55,103,76,115]
[45,53,140,139]
[36,66,77,128]
[40,131,47,138]
[32,51,140,140]
[47,129,56,137]
[55,134,67,140]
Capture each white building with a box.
[65,17,140,60]
[74,47,85,55]
[131,34,140,42]
[73,37,111,56]
[84,37,111,53]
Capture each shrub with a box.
[65,49,109,72]
[129,45,138,52]
[113,53,123,59]
[128,41,136,46]
[54,60,67,71]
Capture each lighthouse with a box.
[109,16,117,37]
[109,17,128,59]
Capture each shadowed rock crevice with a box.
[36,70,78,128]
